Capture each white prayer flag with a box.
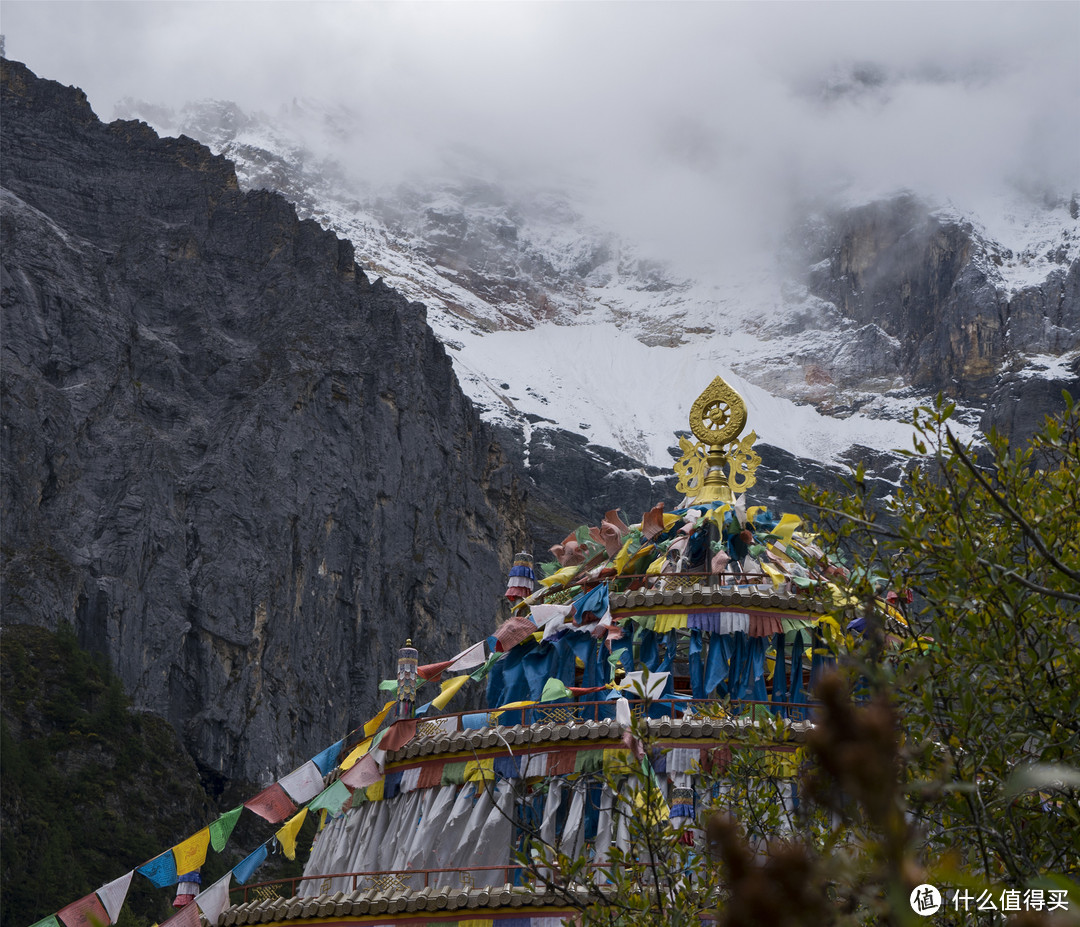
[447,640,486,671]
[194,873,232,924]
[278,760,324,803]
[96,871,133,924]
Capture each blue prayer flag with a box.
[232,845,268,885]
[137,851,178,887]
[311,739,344,776]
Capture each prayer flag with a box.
[363,700,395,738]
[309,779,351,815]
[492,615,537,652]
[243,783,296,823]
[311,739,344,776]
[232,845,268,885]
[158,900,199,927]
[772,513,802,543]
[431,674,470,710]
[57,894,110,927]
[341,753,381,789]
[377,718,416,753]
[29,917,61,927]
[194,874,231,924]
[540,678,571,702]
[469,652,501,681]
[172,828,210,875]
[340,735,374,770]
[275,808,308,861]
[137,851,178,888]
[448,641,486,671]
[209,806,242,852]
[96,871,133,923]
[279,760,324,803]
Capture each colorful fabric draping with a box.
[137,851,178,888]
[309,779,351,815]
[96,871,133,924]
[57,894,110,927]
[341,753,381,788]
[279,760,325,804]
[311,739,344,776]
[492,615,538,652]
[193,874,231,923]
[158,901,200,927]
[276,808,308,860]
[243,783,296,823]
[172,827,210,874]
[209,806,242,852]
[232,845,268,885]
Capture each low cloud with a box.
[5,1,1078,279]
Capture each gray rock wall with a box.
[1,59,526,784]
[805,195,1080,401]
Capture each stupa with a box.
[210,375,891,925]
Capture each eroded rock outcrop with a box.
[1,59,526,783]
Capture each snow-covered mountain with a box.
[115,97,1079,486]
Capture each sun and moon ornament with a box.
[674,375,761,504]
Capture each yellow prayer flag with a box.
[645,552,667,575]
[612,536,636,574]
[366,779,385,802]
[172,827,210,874]
[772,513,802,543]
[662,513,680,531]
[363,700,396,738]
[654,612,688,633]
[540,565,580,587]
[464,758,496,783]
[275,808,308,861]
[341,735,374,771]
[431,674,470,711]
[761,561,788,588]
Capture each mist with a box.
[4,1,1078,280]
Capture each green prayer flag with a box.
[309,779,351,815]
[378,679,398,694]
[210,805,243,852]
[541,677,571,702]
[440,761,468,786]
[30,917,62,927]
[469,653,500,682]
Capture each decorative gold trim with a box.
[677,376,758,503]
[689,376,748,447]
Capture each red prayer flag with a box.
[549,749,578,776]
[377,718,417,753]
[417,760,444,790]
[568,685,608,696]
[243,782,296,823]
[417,659,454,682]
[58,894,110,927]
[493,615,536,652]
[158,899,200,927]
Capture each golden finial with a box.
[674,375,760,503]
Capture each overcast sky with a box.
[4,1,1079,275]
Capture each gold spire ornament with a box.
[674,375,760,503]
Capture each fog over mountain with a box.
[4,2,1078,281]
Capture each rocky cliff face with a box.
[801,195,1080,400]
[0,59,527,784]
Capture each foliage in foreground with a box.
[520,396,1080,926]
